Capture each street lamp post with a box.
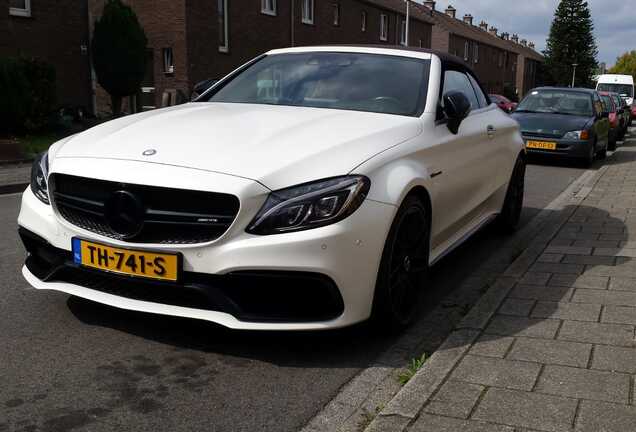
[571,63,578,88]
[405,0,410,46]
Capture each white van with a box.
[596,74,634,106]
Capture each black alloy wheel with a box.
[373,195,430,331]
[497,156,526,233]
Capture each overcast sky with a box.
[428,0,635,66]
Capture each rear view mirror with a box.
[443,91,471,134]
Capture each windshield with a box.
[517,90,593,116]
[200,52,430,116]
[597,83,634,98]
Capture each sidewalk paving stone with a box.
[468,334,515,358]
[423,380,484,419]
[591,344,636,373]
[534,364,630,403]
[509,284,574,302]
[507,338,592,368]
[530,301,601,322]
[608,276,636,291]
[410,413,514,432]
[576,400,636,432]
[484,315,561,339]
[498,298,536,316]
[471,388,577,432]
[601,305,636,325]
[548,273,609,289]
[451,355,541,391]
[570,288,636,306]
[557,320,635,347]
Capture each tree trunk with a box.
[110,94,122,118]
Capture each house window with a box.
[400,19,407,46]
[332,3,340,26]
[498,52,503,68]
[464,41,469,61]
[380,14,388,41]
[361,11,367,31]
[474,44,479,64]
[218,0,228,52]
[419,39,424,48]
[163,48,174,74]
[9,0,31,16]
[302,0,314,24]
[261,0,276,16]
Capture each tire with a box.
[496,156,526,233]
[372,195,430,331]
[583,142,595,168]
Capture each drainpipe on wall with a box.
[290,0,295,47]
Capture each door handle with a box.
[487,125,497,138]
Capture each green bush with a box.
[0,57,57,135]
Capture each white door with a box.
[426,69,502,251]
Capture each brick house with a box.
[419,1,522,97]
[512,37,544,97]
[2,0,93,111]
[88,0,435,115]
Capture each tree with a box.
[91,0,147,116]
[543,0,598,88]
[610,51,636,81]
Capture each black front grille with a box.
[50,174,240,244]
[522,131,564,139]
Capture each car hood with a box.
[511,112,592,137]
[55,103,422,190]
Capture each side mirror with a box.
[443,91,471,134]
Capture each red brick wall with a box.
[3,0,92,111]
[89,0,188,115]
[186,0,432,88]
[447,34,517,95]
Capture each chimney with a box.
[521,39,528,47]
[511,34,519,43]
[463,14,473,25]
[501,32,509,40]
[489,26,498,37]
[445,5,456,18]
[479,21,488,31]
[528,42,535,49]
[423,1,436,11]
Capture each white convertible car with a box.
[19,46,525,331]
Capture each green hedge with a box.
[0,57,56,135]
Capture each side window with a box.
[442,70,479,111]
[467,73,488,108]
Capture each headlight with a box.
[246,175,371,235]
[30,151,50,204]
[563,130,589,140]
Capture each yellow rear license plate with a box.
[526,140,557,150]
[72,238,180,282]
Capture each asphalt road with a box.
[0,156,593,432]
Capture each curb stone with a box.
[363,164,607,431]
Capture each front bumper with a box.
[523,136,593,158]
[18,180,396,330]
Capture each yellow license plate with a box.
[526,140,557,150]
[72,238,180,282]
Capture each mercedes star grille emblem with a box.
[104,190,145,239]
